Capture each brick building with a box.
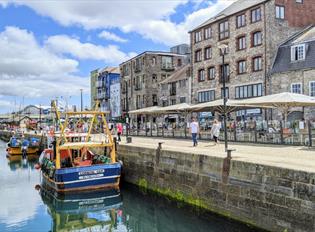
[270,25,315,120]
[119,51,187,123]
[190,0,315,118]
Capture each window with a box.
[221,87,229,98]
[276,5,285,19]
[152,74,157,82]
[198,90,215,103]
[179,79,186,88]
[253,56,262,71]
[177,59,182,67]
[152,57,156,65]
[296,0,303,3]
[195,49,202,62]
[195,30,202,43]
[162,83,168,90]
[207,67,215,80]
[171,99,176,105]
[204,27,212,39]
[198,69,205,82]
[219,20,229,40]
[220,64,230,82]
[309,82,315,96]
[291,44,306,61]
[237,36,246,50]
[161,56,173,69]
[251,8,261,23]
[238,60,247,74]
[236,14,246,28]
[152,94,158,106]
[291,83,302,94]
[180,97,186,103]
[204,47,212,60]
[253,31,262,46]
[235,83,263,99]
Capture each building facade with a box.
[190,0,315,118]
[270,25,315,120]
[90,67,120,115]
[119,51,187,123]
[159,64,192,106]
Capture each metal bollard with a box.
[226,149,235,159]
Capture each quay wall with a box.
[117,144,315,232]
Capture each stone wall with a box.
[118,144,315,232]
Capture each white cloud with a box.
[98,30,128,43]
[45,35,136,64]
[0,26,88,99]
[1,0,236,46]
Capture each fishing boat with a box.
[6,134,40,157]
[39,187,122,231]
[39,101,121,193]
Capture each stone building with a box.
[159,64,192,106]
[190,0,315,118]
[270,25,315,120]
[90,67,120,115]
[119,51,187,123]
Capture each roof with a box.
[160,64,190,84]
[100,66,120,74]
[271,26,315,74]
[192,0,268,32]
[120,51,186,66]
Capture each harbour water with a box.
[0,140,260,232]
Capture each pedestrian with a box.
[210,119,221,145]
[117,123,123,142]
[189,117,199,147]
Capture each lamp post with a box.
[80,89,83,111]
[218,44,229,152]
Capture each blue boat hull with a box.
[42,162,121,193]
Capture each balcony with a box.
[135,65,142,73]
[97,92,106,99]
[161,63,174,71]
[134,84,142,91]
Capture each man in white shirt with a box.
[189,117,199,147]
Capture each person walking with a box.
[189,117,199,147]
[210,119,221,145]
[117,123,123,142]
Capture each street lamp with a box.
[80,89,83,111]
[218,44,229,152]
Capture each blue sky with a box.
[0,0,234,113]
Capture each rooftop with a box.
[191,0,268,32]
[160,64,190,84]
[120,51,187,66]
[100,66,120,74]
[271,26,315,74]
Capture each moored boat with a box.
[6,135,40,157]
[38,101,121,193]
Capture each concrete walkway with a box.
[120,136,315,173]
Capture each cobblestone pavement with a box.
[120,136,315,173]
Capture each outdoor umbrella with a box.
[237,92,315,122]
[187,99,255,114]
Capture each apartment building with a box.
[119,51,187,122]
[270,25,315,119]
[159,64,192,106]
[190,0,315,118]
[90,67,120,114]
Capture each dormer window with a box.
[291,44,305,61]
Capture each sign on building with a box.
[110,83,121,118]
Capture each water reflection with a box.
[40,188,122,232]
[0,140,260,232]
